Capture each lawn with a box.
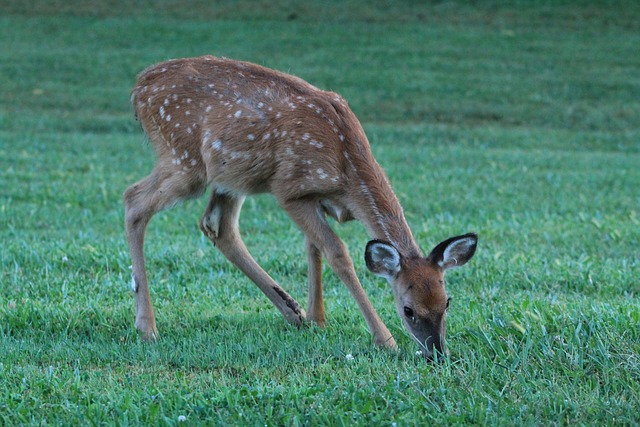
[1,1,639,425]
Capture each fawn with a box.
[124,56,477,359]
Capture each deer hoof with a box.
[284,308,307,327]
[136,318,159,342]
[309,316,326,328]
[375,334,397,350]
[140,328,159,342]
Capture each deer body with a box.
[125,56,477,358]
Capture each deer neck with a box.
[343,139,422,259]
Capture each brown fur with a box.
[124,56,476,356]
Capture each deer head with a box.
[365,233,478,360]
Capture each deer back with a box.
[131,56,373,200]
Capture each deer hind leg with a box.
[305,236,326,327]
[124,168,206,341]
[280,198,396,349]
[200,189,306,326]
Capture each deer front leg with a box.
[280,199,396,349]
[200,190,306,326]
[306,236,326,327]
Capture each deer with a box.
[124,55,477,360]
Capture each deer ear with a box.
[365,240,401,278]
[427,233,478,270]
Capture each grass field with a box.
[1,1,639,425]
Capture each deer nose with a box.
[424,335,448,362]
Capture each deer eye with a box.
[403,306,415,322]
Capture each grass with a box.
[1,0,639,425]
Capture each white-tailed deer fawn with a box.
[125,56,477,359]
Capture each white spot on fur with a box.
[310,140,324,148]
[130,275,138,292]
[203,130,212,145]
[229,151,251,161]
[317,168,328,179]
[211,139,222,151]
[247,134,255,141]
[166,114,171,122]
[235,110,242,118]
[302,133,310,141]
[159,106,165,118]
[206,105,212,112]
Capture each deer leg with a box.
[200,190,306,326]
[124,168,204,341]
[124,173,162,341]
[305,236,326,327]
[280,199,396,349]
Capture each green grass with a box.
[1,1,639,425]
